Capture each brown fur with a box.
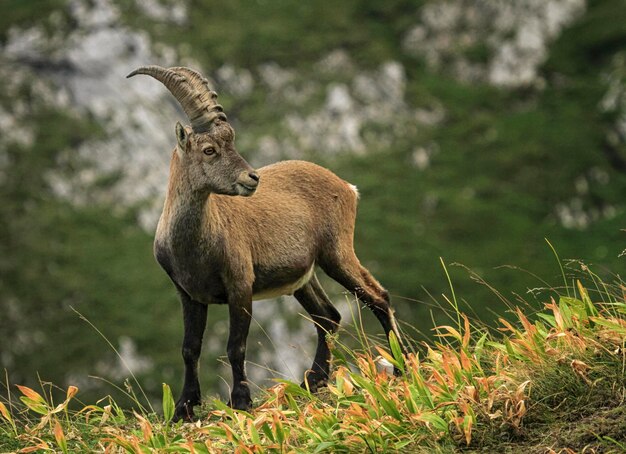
[154,121,403,421]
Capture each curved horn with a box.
[127,65,227,133]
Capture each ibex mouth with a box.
[235,170,259,196]
[235,183,258,197]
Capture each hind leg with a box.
[294,273,341,391]
[321,252,404,373]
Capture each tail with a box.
[348,183,360,200]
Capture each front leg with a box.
[227,293,253,411]
[174,290,208,422]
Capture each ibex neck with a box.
[157,154,217,245]
[163,182,213,239]
[155,166,225,303]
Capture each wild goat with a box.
[127,65,404,421]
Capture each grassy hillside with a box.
[1,268,625,452]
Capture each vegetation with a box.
[116,0,420,69]
[2,264,625,452]
[0,0,68,42]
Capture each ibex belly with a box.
[252,263,315,301]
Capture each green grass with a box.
[0,0,69,42]
[2,266,625,452]
[117,0,420,69]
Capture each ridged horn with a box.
[127,65,227,133]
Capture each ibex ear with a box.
[175,121,189,156]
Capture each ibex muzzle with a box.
[235,169,260,196]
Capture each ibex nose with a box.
[236,170,260,196]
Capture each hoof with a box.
[227,398,252,411]
[228,387,252,411]
[173,400,196,422]
[301,370,328,393]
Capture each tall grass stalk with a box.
[70,306,154,414]
[545,238,570,298]
[440,257,461,332]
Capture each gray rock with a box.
[316,49,355,75]
[403,0,586,87]
[216,64,255,97]
[134,0,188,25]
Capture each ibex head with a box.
[127,65,259,196]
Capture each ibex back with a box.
[127,65,404,421]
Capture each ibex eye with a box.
[203,147,216,156]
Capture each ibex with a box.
[127,65,404,421]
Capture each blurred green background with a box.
[0,0,624,407]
